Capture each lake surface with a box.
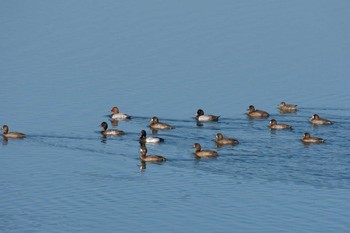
[1,1,350,232]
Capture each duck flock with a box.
[2,102,333,163]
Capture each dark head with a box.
[140,146,147,155]
[312,114,320,119]
[216,133,223,140]
[269,119,277,126]
[100,122,108,131]
[196,109,204,116]
[303,132,311,139]
[2,125,9,133]
[140,130,147,139]
[151,116,159,124]
[248,105,255,112]
[279,102,286,107]
[111,106,119,114]
[193,143,201,151]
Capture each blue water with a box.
[1,1,350,232]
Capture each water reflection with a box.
[110,119,119,127]
[1,136,27,145]
[2,137,8,145]
[196,122,204,127]
[139,161,147,171]
[215,142,239,148]
[151,129,159,134]
[279,109,297,114]
[193,155,218,161]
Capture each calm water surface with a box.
[1,1,350,232]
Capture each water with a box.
[1,0,350,232]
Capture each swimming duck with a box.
[100,122,125,136]
[193,143,218,158]
[139,146,166,162]
[1,125,26,138]
[301,132,326,143]
[269,119,292,130]
[149,116,174,130]
[310,114,333,125]
[110,106,131,120]
[196,109,220,122]
[215,133,239,145]
[139,130,164,144]
[247,105,270,118]
[279,102,297,112]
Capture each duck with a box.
[100,122,125,136]
[195,109,220,122]
[1,125,26,138]
[215,133,239,145]
[301,132,326,143]
[110,106,131,120]
[310,114,333,125]
[139,130,164,144]
[269,119,292,130]
[149,116,174,130]
[193,143,218,158]
[247,105,269,118]
[139,146,166,162]
[279,102,297,112]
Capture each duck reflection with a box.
[110,119,119,127]
[139,161,147,171]
[2,137,8,145]
[279,109,297,114]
